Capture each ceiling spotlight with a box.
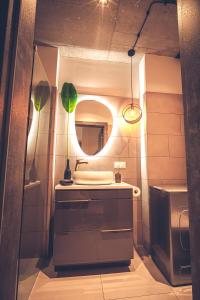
[99,0,109,5]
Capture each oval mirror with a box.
[75,100,113,156]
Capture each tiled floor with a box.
[29,250,192,300]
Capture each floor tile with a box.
[29,249,193,300]
[100,253,173,300]
[121,294,178,300]
[29,273,104,300]
[173,285,192,300]
[101,266,173,300]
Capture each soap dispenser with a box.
[114,161,126,183]
[115,171,122,183]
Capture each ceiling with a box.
[35,0,179,62]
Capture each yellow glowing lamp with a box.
[122,103,142,124]
[122,51,142,124]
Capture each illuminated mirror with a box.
[75,100,113,155]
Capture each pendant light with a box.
[122,0,177,124]
[122,50,142,124]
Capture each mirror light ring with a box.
[70,95,118,160]
[122,103,142,124]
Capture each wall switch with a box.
[114,161,126,169]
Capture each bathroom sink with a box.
[73,171,114,185]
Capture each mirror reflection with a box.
[17,49,51,300]
[75,100,113,155]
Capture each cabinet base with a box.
[54,259,131,272]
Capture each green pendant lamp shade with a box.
[61,82,78,183]
[61,82,77,113]
[33,81,50,112]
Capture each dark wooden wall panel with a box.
[177,1,200,299]
[0,1,37,299]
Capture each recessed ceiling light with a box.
[99,0,109,5]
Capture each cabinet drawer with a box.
[102,198,133,229]
[55,189,132,201]
[98,229,133,261]
[53,231,98,266]
[55,200,103,232]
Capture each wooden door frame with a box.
[0,1,37,299]
[177,1,200,298]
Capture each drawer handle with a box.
[57,199,91,204]
[101,229,132,233]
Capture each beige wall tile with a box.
[117,116,140,138]
[146,92,183,114]
[57,97,67,115]
[147,113,181,135]
[120,157,138,179]
[129,138,139,158]
[123,178,138,186]
[148,157,186,180]
[55,134,77,156]
[145,54,182,94]
[149,179,187,188]
[160,179,187,186]
[54,156,66,180]
[169,135,186,157]
[147,134,169,157]
[148,179,163,187]
[56,113,68,134]
[104,136,129,157]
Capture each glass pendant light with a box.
[122,51,142,124]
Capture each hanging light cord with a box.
[130,56,134,109]
[128,0,177,56]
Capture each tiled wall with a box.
[54,95,143,245]
[142,91,186,249]
[147,92,186,185]
[139,54,186,250]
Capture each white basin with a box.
[73,171,114,185]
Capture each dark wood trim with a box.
[177,0,200,299]
[0,0,17,221]
[47,86,57,256]
[0,1,37,299]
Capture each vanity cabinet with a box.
[53,184,133,266]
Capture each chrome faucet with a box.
[75,159,88,171]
